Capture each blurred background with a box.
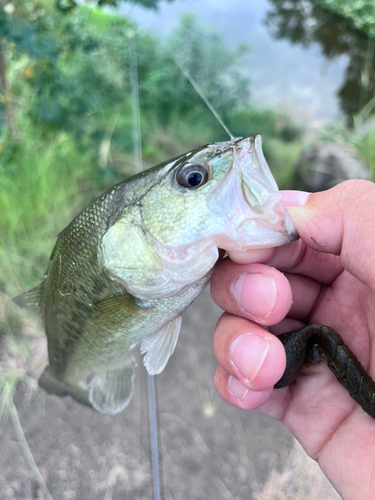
[1,0,375,498]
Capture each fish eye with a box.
[176,162,209,189]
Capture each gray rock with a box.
[295,143,368,192]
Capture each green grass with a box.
[321,119,375,182]
[0,127,101,297]
[265,137,304,189]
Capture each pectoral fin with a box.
[87,356,137,414]
[90,294,136,328]
[141,315,182,375]
[13,283,43,316]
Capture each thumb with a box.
[288,180,375,293]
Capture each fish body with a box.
[14,133,297,414]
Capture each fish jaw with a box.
[207,133,298,251]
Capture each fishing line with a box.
[129,32,143,174]
[171,54,235,140]
[147,373,163,500]
[128,31,163,500]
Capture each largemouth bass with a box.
[14,133,297,414]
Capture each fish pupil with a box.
[176,162,208,188]
[187,171,203,187]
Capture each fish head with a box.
[101,133,298,299]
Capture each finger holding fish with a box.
[210,266,321,411]
[211,260,325,326]
[212,314,287,388]
[210,261,293,325]
[214,365,275,411]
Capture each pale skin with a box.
[210,180,375,500]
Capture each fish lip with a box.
[206,132,298,247]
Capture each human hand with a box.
[210,180,375,500]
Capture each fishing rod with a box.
[129,32,163,500]
[128,28,235,500]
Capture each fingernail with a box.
[281,190,311,207]
[228,376,249,400]
[230,332,269,383]
[233,273,276,321]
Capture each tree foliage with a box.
[317,0,375,38]
[136,14,250,126]
[265,0,375,122]
[0,3,253,150]
[0,0,302,171]
[0,0,170,137]
[56,0,168,11]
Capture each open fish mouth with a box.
[207,133,298,250]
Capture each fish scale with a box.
[44,189,125,376]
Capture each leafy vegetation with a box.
[265,0,375,121]
[317,0,375,37]
[56,0,169,9]
[322,117,375,182]
[0,4,303,302]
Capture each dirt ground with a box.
[0,289,340,500]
